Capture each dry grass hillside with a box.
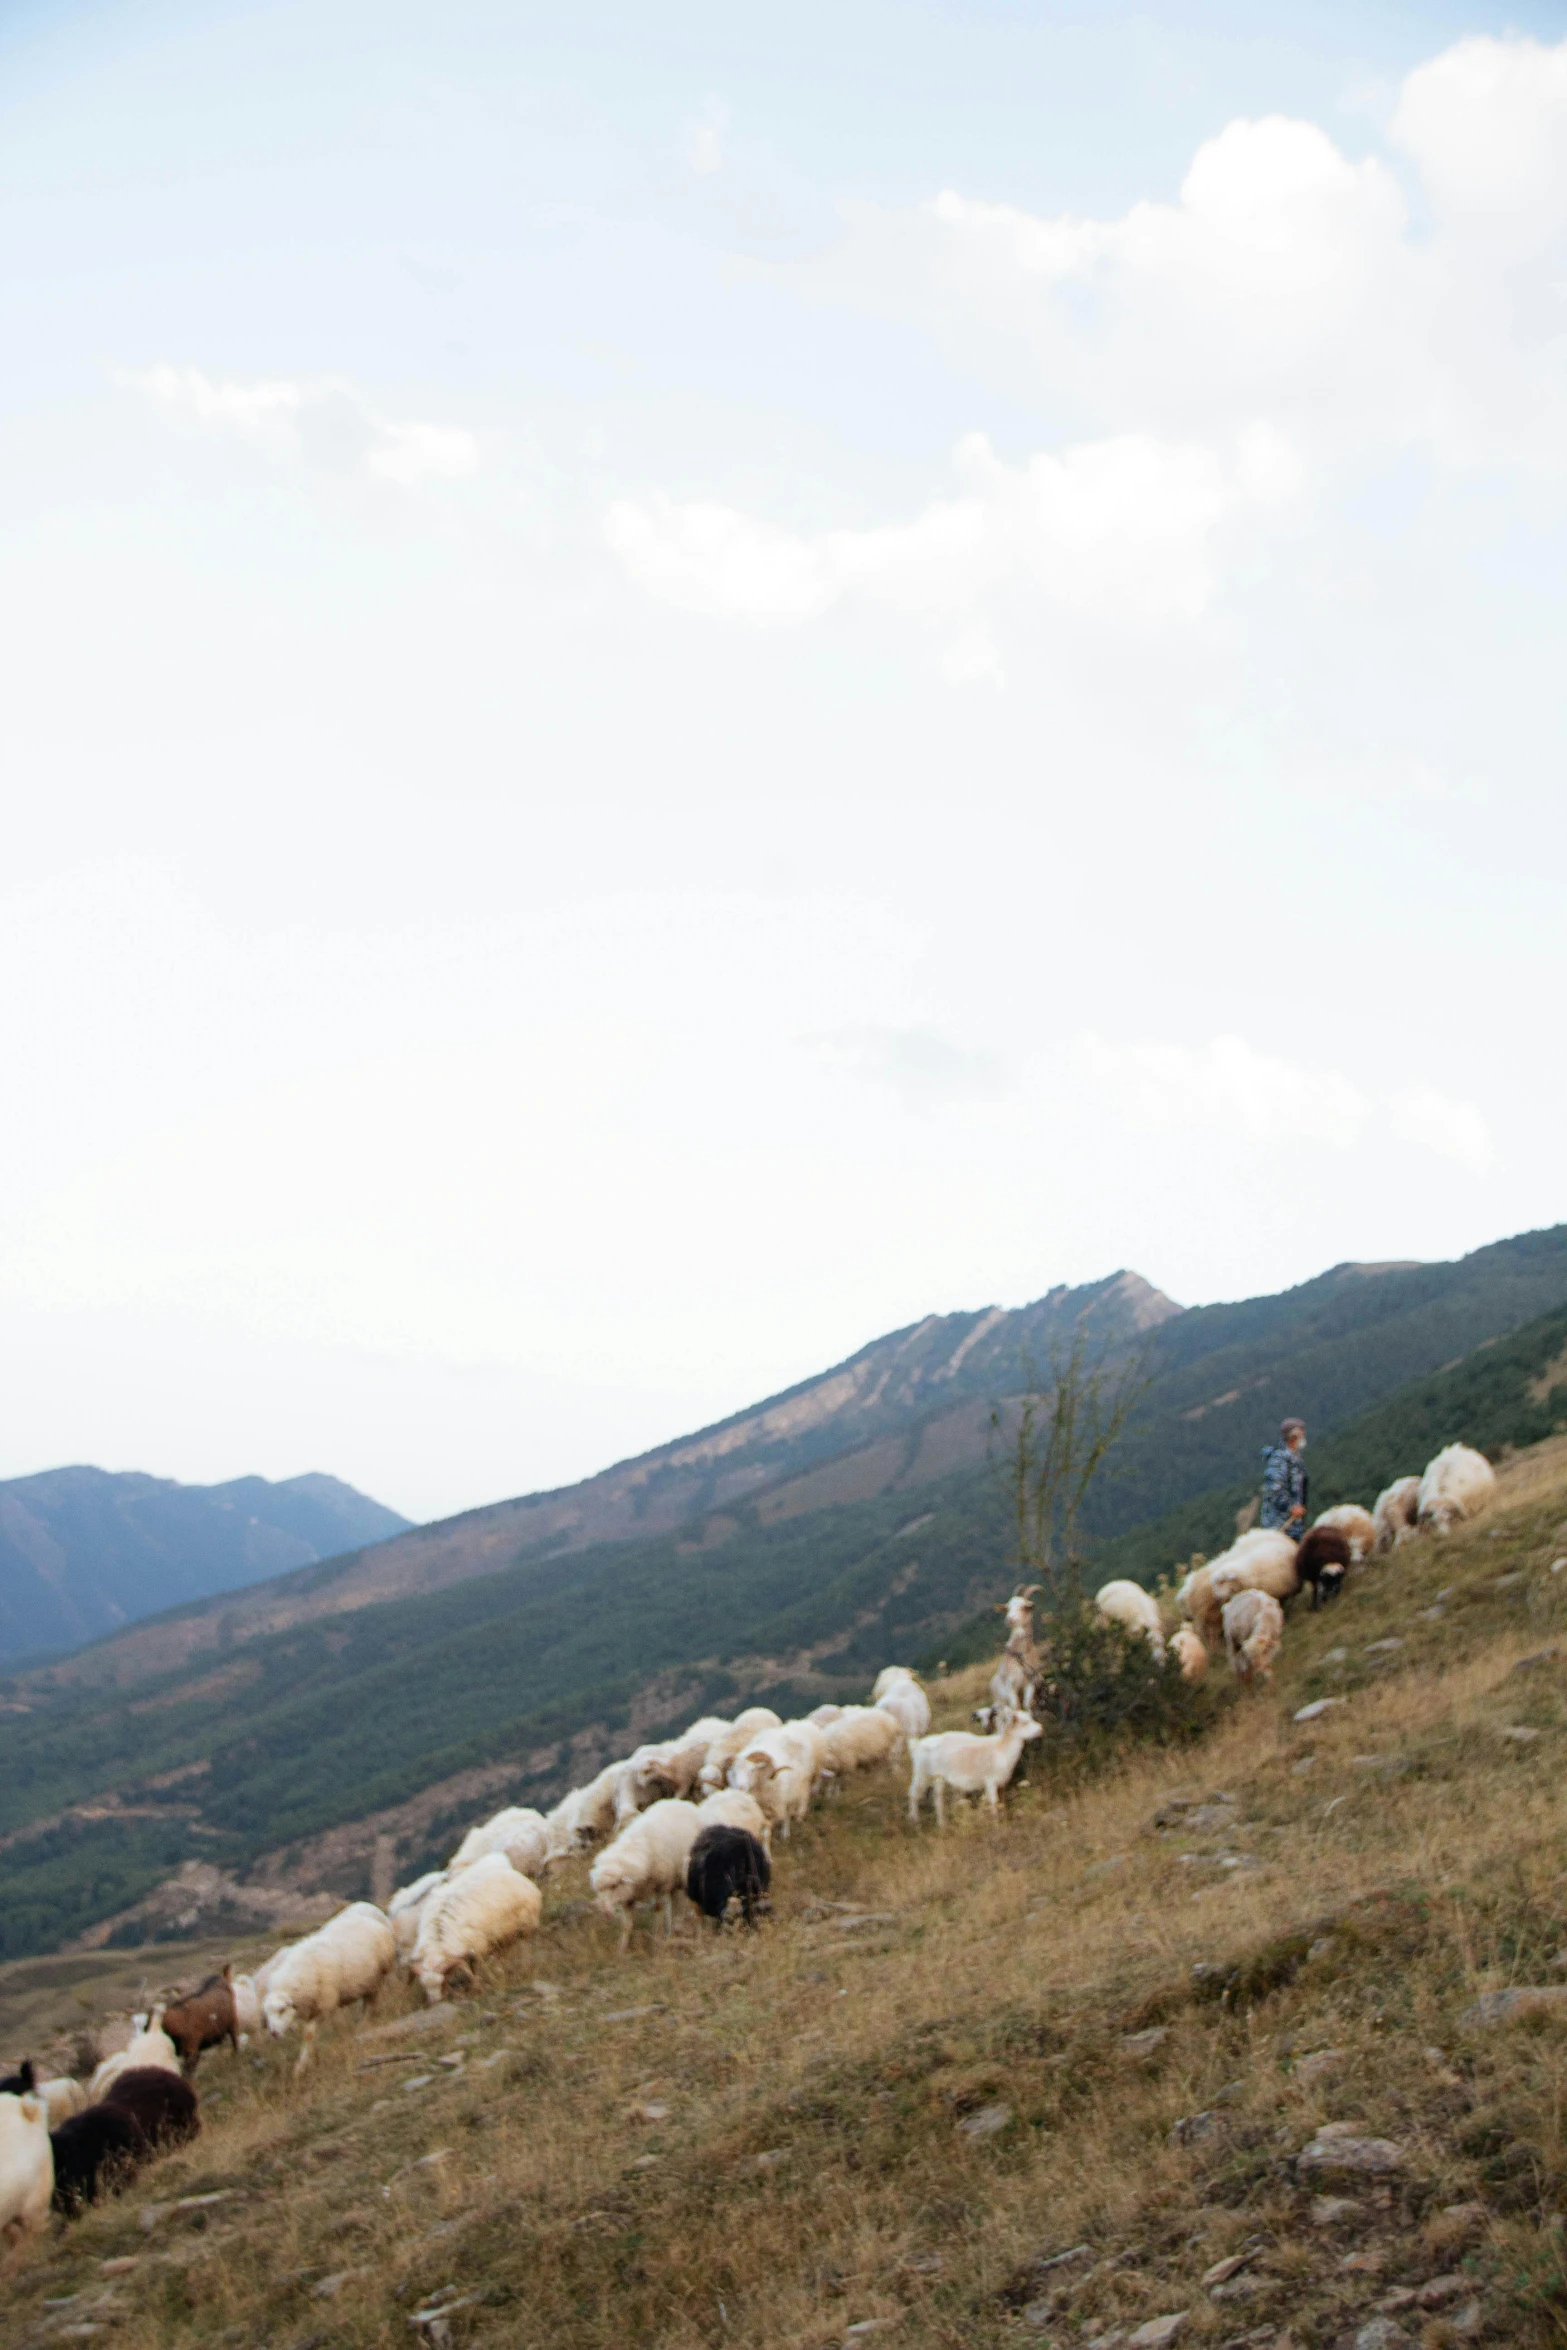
[10,1437,1567,2350]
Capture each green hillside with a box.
[2,1227,1566,1962]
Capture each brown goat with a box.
[161,1967,239,2077]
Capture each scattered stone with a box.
[1120,2029,1171,2061]
[1294,1700,1344,1723]
[1034,2244,1092,2274]
[1210,2278,1267,2305]
[628,2102,669,2122]
[137,2203,171,2234]
[1377,2288,1418,2312]
[1324,1648,1348,1663]
[1460,1985,1567,2027]
[1438,2202,1488,2232]
[1022,2301,1056,2330]
[359,2006,460,2042]
[626,2154,659,2171]
[1307,1939,1337,1962]
[1203,2255,1251,2288]
[1155,1796,1235,1829]
[1511,1648,1561,1672]
[1214,2080,1247,2106]
[832,1913,897,1933]
[903,2253,944,2275]
[1552,1559,1567,1576]
[1495,1573,1525,1590]
[100,2258,139,2275]
[1126,2312,1189,2349]
[314,2268,371,2298]
[959,2101,1012,2140]
[1417,2276,1471,2309]
[1351,1756,1410,1777]
[602,2003,666,2023]
[844,2321,902,2339]
[1499,1726,1542,1742]
[1340,2249,1387,2275]
[1171,2110,1221,2146]
[1295,2048,1346,2086]
[1299,2128,1405,2179]
[401,2073,436,2093]
[1292,1759,1318,1775]
[1353,2320,1410,2350]
[1365,1639,1405,1654]
[1447,2303,1482,2338]
[1310,2197,1362,2227]
[741,2148,788,2172]
[1418,1607,1445,1622]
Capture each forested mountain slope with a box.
[0,1468,411,1667]
[2,1227,1565,1961]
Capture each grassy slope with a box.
[9,1437,1567,2348]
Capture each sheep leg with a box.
[662,1892,674,1939]
[293,2020,318,2077]
[933,1780,946,1830]
[618,1905,634,1955]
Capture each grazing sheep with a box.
[697,1708,784,1792]
[412,1851,542,2004]
[686,1825,771,1929]
[1171,1624,1208,1681]
[1221,1588,1285,1685]
[1093,1579,1167,1660]
[807,1703,845,1727]
[0,2063,34,2095]
[1212,1526,1301,1600]
[546,1761,628,1853]
[1372,1475,1422,1554]
[729,1721,826,1838]
[449,1805,557,1880]
[161,1968,240,2076]
[815,1704,902,1782]
[89,2016,180,2102]
[49,2105,145,2214]
[263,1903,398,2060]
[1295,1523,1351,1609]
[230,1973,262,2038]
[387,1871,448,1959]
[590,1799,707,1950]
[908,1711,1042,1827]
[1418,1442,1498,1535]
[871,1667,931,1743]
[1,2090,53,2246]
[99,2067,199,2152]
[695,1787,772,1853]
[2,2065,87,2129]
[1313,1503,1376,1562]
[1178,1564,1226,1649]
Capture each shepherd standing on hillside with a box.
[1260,1417,1308,1538]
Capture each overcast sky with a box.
[2,0,1563,1524]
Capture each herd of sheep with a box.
[1088,1439,1499,1693]
[0,1438,1498,2255]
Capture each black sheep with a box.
[105,2066,200,2151]
[0,2058,36,2094]
[1296,1523,1352,1609]
[50,2103,148,2212]
[686,1824,771,1929]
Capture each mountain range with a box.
[0,1469,411,1667]
[2,1222,1565,1963]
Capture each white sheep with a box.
[872,1667,931,1743]
[388,1870,449,1959]
[0,2091,52,2248]
[1372,1475,1422,1555]
[1313,1503,1376,1562]
[815,1704,902,1782]
[807,1703,845,1727]
[1221,1588,1285,1685]
[1171,1624,1208,1681]
[908,1710,1042,1827]
[230,1972,262,2038]
[1418,1442,1498,1535]
[88,2014,181,2101]
[37,2076,89,2127]
[1207,1527,1301,1610]
[614,1721,730,1824]
[263,1902,397,2061]
[1093,1579,1167,1660]
[412,1851,541,2003]
[589,1798,707,1949]
[729,1721,826,1838]
[449,1805,558,1880]
[697,1708,784,1792]
[694,1787,772,1852]
[546,1760,628,1852]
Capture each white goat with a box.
[729,1721,826,1838]
[1221,1588,1285,1685]
[1418,1443,1498,1535]
[37,2077,89,2127]
[0,2091,52,2248]
[589,1799,706,1949]
[1372,1475,1422,1555]
[1093,1578,1167,1660]
[263,1902,397,2064]
[908,1711,1042,1826]
[1313,1503,1376,1562]
[412,1852,541,2003]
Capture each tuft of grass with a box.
[8,1435,1567,2347]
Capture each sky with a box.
[1,0,1564,1524]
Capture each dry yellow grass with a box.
[10,1437,1567,2348]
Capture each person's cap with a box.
[1281,1417,1306,1441]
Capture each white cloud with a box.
[126,365,479,487]
[683,98,730,177]
[605,427,1268,632]
[1073,1032,1371,1146]
[1388,1083,1495,1175]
